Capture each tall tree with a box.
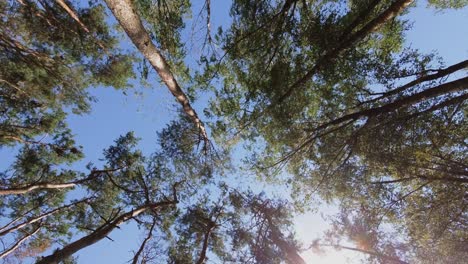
[104,0,210,144]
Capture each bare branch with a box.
[132,219,157,264]
[0,168,122,195]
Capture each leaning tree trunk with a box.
[36,200,176,264]
[104,0,209,142]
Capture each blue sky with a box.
[0,0,466,263]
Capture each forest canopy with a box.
[0,0,466,263]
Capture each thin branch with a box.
[358,59,468,106]
[132,219,157,264]
[0,225,41,259]
[0,198,90,237]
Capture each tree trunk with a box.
[278,0,414,103]
[195,224,215,264]
[36,200,176,264]
[269,225,306,264]
[104,0,209,142]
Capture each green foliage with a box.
[135,0,191,81]
[0,0,466,263]
[0,0,135,147]
[201,0,467,262]
[428,0,468,9]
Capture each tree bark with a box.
[36,200,176,264]
[104,0,209,142]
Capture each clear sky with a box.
[0,0,466,263]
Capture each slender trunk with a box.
[371,175,468,184]
[270,227,306,264]
[278,0,414,103]
[54,0,89,32]
[339,0,414,52]
[104,0,208,142]
[0,225,41,259]
[36,201,176,264]
[276,77,467,168]
[54,0,106,50]
[266,218,306,264]
[195,224,215,264]
[132,219,156,264]
[339,0,382,40]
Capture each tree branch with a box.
[0,225,41,259]
[277,0,414,103]
[0,198,90,237]
[132,219,156,264]
[0,168,121,195]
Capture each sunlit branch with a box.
[0,225,41,259]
